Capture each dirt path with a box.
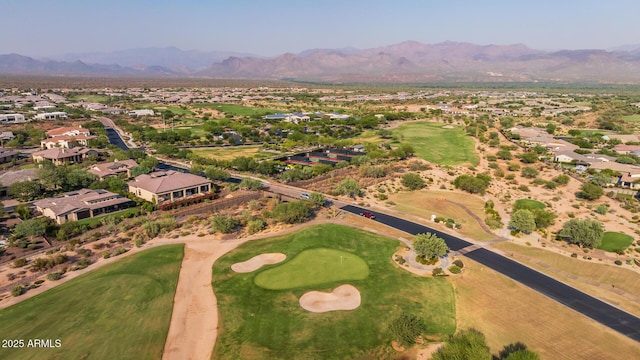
[161,218,334,360]
[161,238,242,360]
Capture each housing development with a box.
[0,79,639,359]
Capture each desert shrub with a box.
[595,204,609,215]
[532,178,546,186]
[30,254,68,272]
[77,248,92,257]
[448,265,462,274]
[247,218,266,234]
[12,258,27,268]
[103,252,112,259]
[432,267,444,276]
[389,313,427,347]
[507,162,521,171]
[360,165,387,178]
[71,258,93,271]
[11,285,23,297]
[269,201,310,224]
[521,167,538,179]
[614,260,622,265]
[453,259,464,268]
[47,272,63,281]
[401,173,426,190]
[211,215,239,234]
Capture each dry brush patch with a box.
[450,257,640,360]
[492,241,640,316]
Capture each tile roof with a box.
[47,126,91,137]
[33,189,131,217]
[128,170,211,194]
[32,147,95,160]
[0,168,38,186]
[88,159,138,178]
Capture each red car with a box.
[359,211,376,219]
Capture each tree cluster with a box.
[559,218,604,248]
[453,173,491,195]
[413,233,448,259]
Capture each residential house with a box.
[128,109,155,117]
[588,161,640,174]
[553,151,589,164]
[0,148,18,163]
[31,147,98,166]
[602,134,640,143]
[0,114,26,124]
[34,189,132,224]
[0,131,15,142]
[100,107,124,115]
[613,144,640,155]
[47,126,91,138]
[40,135,97,149]
[0,168,38,196]
[33,112,68,120]
[128,170,213,204]
[619,172,640,189]
[88,159,138,180]
[523,136,578,152]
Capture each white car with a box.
[300,193,310,199]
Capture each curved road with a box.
[103,119,640,342]
[340,204,640,343]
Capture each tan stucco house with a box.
[128,170,213,204]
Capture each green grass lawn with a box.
[254,248,369,290]
[192,103,279,117]
[212,224,455,360]
[392,122,478,166]
[135,104,194,116]
[622,115,640,123]
[75,207,141,228]
[513,199,546,210]
[598,232,634,252]
[0,245,184,360]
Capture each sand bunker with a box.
[299,284,361,313]
[231,253,286,273]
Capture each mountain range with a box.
[3,41,640,84]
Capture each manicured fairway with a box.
[254,248,369,290]
[622,115,640,123]
[598,232,634,252]
[392,122,478,166]
[192,103,279,116]
[0,245,184,360]
[514,199,546,210]
[212,224,455,360]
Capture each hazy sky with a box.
[4,0,639,57]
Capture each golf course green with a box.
[254,248,369,290]
[212,224,455,359]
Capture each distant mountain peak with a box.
[3,41,640,83]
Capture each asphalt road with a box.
[104,127,242,183]
[340,204,640,343]
[104,123,640,342]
